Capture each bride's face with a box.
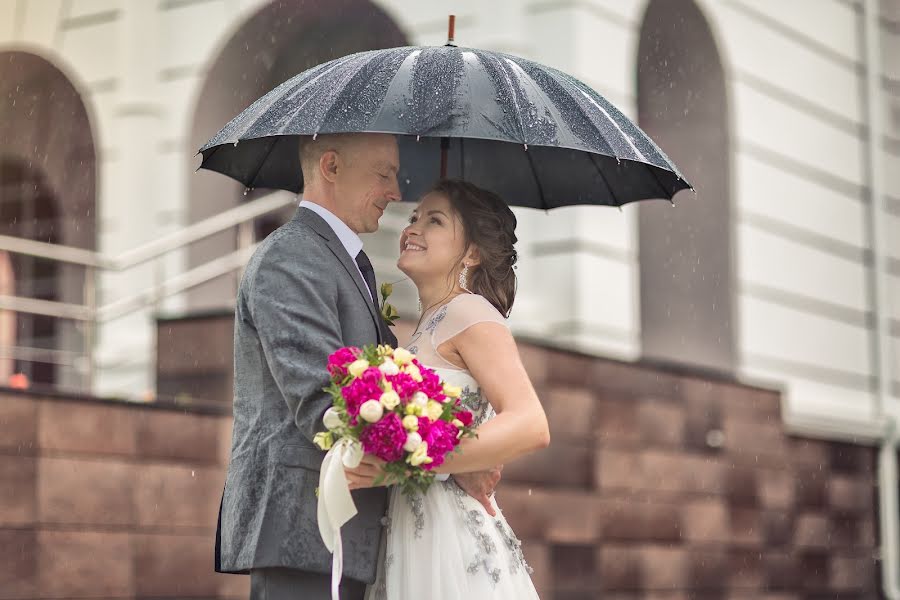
[397,192,467,282]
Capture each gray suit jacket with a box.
[216,207,396,582]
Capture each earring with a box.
[459,263,471,292]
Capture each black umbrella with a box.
[198,23,691,209]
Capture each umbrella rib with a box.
[645,162,674,201]
[523,148,547,209]
[587,152,619,207]
[247,138,281,190]
[196,144,221,172]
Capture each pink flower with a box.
[385,372,419,400]
[327,347,360,379]
[341,367,385,424]
[360,412,406,462]
[454,410,473,427]
[416,417,459,469]
[418,366,446,403]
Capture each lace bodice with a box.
[404,293,508,427]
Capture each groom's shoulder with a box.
[244,218,328,276]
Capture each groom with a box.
[215,133,501,600]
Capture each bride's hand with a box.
[344,454,391,490]
[452,464,503,516]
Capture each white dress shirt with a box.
[299,199,373,302]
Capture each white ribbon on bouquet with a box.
[317,437,363,600]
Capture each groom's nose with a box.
[387,177,401,203]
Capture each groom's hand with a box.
[344,454,391,490]
[453,465,503,517]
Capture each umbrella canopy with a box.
[198,45,691,209]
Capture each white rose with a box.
[322,407,343,430]
[342,440,363,468]
[378,359,400,376]
[359,400,384,423]
[403,431,423,452]
[347,359,370,378]
[393,347,413,365]
[411,391,429,408]
[380,391,401,410]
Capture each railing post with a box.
[237,220,253,282]
[83,265,96,393]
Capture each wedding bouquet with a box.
[313,344,477,495]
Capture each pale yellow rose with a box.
[425,400,443,421]
[313,431,334,451]
[347,359,370,378]
[407,442,433,466]
[392,347,413,365]
[402,415,420,431]
[405,364,423,382]
[452,419,464,429]
[443,383,462,398]
[404,404,422,417]
[380,391,401,410]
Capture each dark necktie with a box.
[354,250,380,314]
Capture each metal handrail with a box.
[0,193,294,270]
[0,194,296,393]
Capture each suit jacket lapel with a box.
[294,207,383,343]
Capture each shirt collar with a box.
[299,199,363,259]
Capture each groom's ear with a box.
[320,150,340,184]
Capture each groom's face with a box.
[332,134,401,234]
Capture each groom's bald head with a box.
[299,133,401,233]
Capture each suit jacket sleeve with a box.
[248,236,341,444]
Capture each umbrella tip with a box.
[448,15,456,45]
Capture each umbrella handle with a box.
[440,137,449,179]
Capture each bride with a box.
[345,179,550,599]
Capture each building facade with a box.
[1,0,899,596]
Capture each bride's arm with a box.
[432,322,550,475]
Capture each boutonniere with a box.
[380,282,399,327]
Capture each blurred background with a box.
[1,0,899,598]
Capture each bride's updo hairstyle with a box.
[429,179,518,317]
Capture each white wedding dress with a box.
[365,293,541,600]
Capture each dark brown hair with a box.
[429,179,518,317]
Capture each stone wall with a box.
[503,344,880,599]
[0,389,248,599]
[0,337,881,599]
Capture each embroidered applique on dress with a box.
[365,294,540,600]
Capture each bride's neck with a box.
[414,276,464,318]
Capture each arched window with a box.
[0,51,97,389]
[636,0,735,376]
